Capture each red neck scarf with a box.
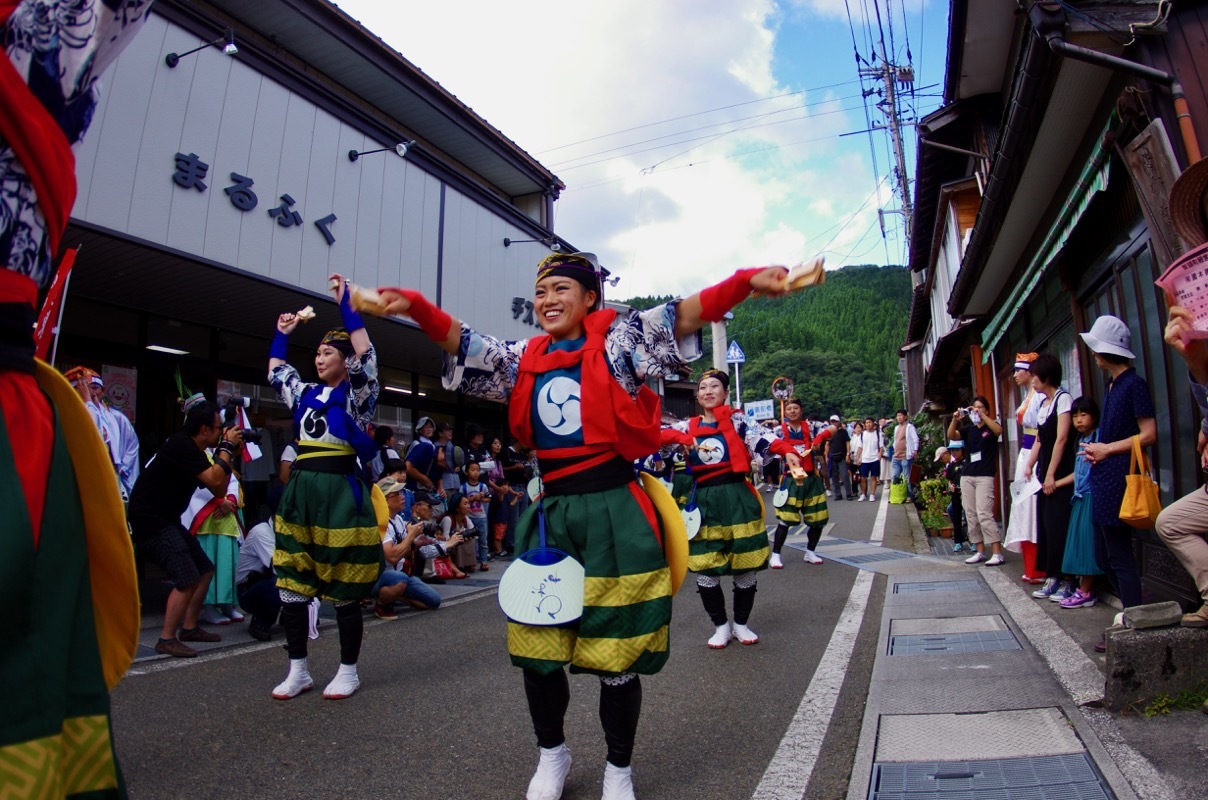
[687,405,750,477]
[509,309,661,462]
[0,0,76,256]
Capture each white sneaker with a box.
[769,552,784,569]
[857,494,866,502]
[271,658,314,700]
[983,553,1005,567]
[707,623,731,649]
[601,762,636,800]
[322,663,360,699]
[870,494,877,502]
[825,489,832,497]
[732,622,759,645]
[964,551,987,564]
[221,605,245,622]
[526,744,572,800]
[803,550,823,565]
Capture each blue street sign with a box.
[725,340,746,364]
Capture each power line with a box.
[547,92,867,170]
[553,100,868,173]
[534,79,861,155]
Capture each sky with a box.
[334,0,947,300]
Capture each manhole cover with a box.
[845,551,912,564]
[894,580,983,594]
[888,630,1020,655]
[815,537,855,546]
[869,753,1115,799]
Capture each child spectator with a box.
[489,477,518,558]
[462,461,492,570]
[1056,396,1103,608]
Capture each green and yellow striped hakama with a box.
[671,470,694,508]
[506,483,672,677]
[274,469,382,603]
[688,480,769,576]
[773,473,829,527]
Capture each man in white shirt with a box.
[236,514,281,641]
[889,409,920,500]
[371,478,442,619]
[853,417,883,501]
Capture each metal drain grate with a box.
[869,753,1115,799]
[888,630,1020,655]
[894,580,983,594]
[815,537,856,546]
[844,551,912,564]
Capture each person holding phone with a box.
[948,397,1004,565]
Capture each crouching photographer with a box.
[128,398,244,657]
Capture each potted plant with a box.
[917,478,952,537]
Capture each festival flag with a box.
[34,246,78,361]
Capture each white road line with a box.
[870,491,888,543]
[750,491,886,800]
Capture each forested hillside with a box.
[621,264,911,419]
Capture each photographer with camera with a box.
[371,479,442,619]
[128,398,244,657]
[948,398,1004,566]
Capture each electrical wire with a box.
[546,90,867,169]
[534,78,861,155]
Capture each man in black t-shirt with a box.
[128,400,245,657]
[826,415,852,500]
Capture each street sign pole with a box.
[724,340,746,407]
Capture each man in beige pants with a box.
[1158,299,1208,627]
[948,396,1005,566]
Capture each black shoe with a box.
[248,621,273,642]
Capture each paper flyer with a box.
[1156,240,1208,340]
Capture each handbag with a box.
[431,555,456,580]
[888,479,907,505]
[1119,435,1161,530]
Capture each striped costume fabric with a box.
[773,473,829,527]
[687,481,769,576]
[506,483,672,677]
[0,409,123,798]
[274,470,383,603]
[670,470,694,508]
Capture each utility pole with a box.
[861,51,914,242]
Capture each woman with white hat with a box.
[1079,315,1156,648]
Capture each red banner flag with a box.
[34,247,77,361]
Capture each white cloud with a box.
[335,0,897,298]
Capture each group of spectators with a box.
[754,413,919,504]
[930,308,1208,654]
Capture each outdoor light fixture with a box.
[383,385,412,395]
[348,140,416,162]
[165,28,237,68]
[503,237,561,251]
[146,344,190,355]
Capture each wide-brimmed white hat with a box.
[1080,315,1135,359]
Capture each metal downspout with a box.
[1029,1,1201,163]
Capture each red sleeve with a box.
[768,437,795,457]
[811,427,834,447]
[660,428,694,447]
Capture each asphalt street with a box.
[111,492,888,800]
